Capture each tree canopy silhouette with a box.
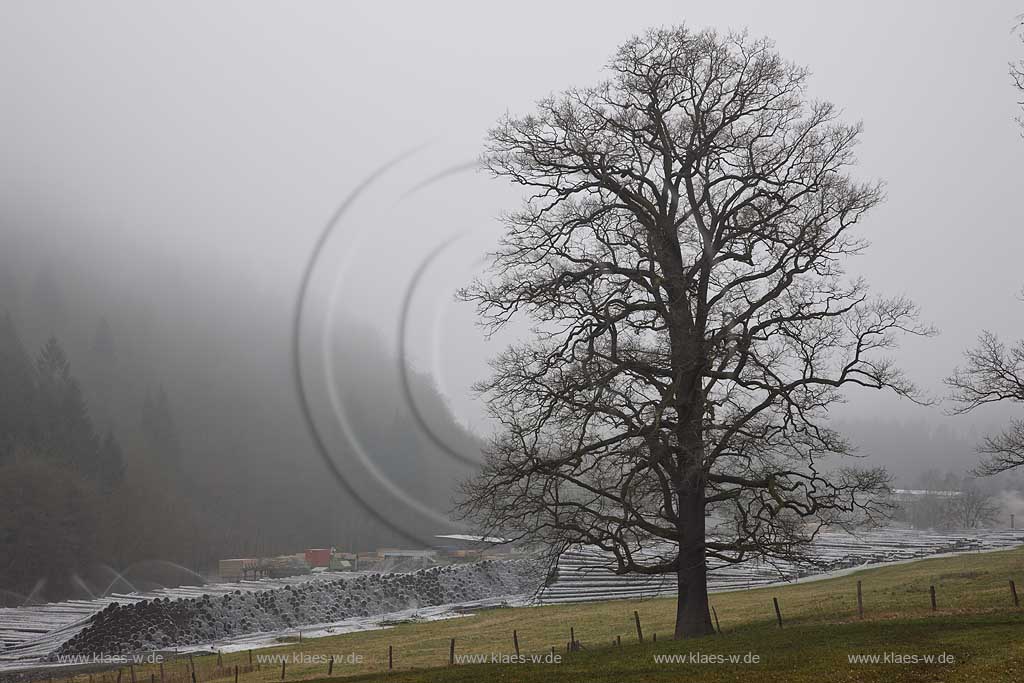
[459,26,931,638]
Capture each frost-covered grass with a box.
[47,546,1024,683]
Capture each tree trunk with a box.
[674,547,714,637]
[674,475,714,639]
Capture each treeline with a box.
[0,257,481,605]
[0,317,124,488]
[0,312,207,604]
[891,468,1023,531]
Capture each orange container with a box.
[304,548,331,567]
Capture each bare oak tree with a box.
[947,322,1024,475]
[945,16,1024,473]
[458,27,930,639]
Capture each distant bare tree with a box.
[944,482,1000,529]
[947,15,1024,472]
[947,321,1024,475]
[458,26,930,639]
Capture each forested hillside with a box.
[0,257,481,604]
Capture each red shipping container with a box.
[305,548,331,567]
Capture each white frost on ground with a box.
[536,528,1024,603]
[48,561,539,660]
[2,528,1022,673]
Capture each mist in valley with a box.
[2,0,1024,605]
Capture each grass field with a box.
[55,547,1024,683]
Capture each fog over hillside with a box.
[1,0,1023,605]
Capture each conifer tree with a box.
[0,312,34,462]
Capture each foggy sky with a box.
[2,1,1023,484]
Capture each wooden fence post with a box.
[929,585,937,611]
[513,630,520,656]
[449,638,455,666]
[616,635,621,647]
[634,610,644,642]
[389,644,393,670]
[712,605,722,634]
[159,663,164,683]
[248,651,252,668]
[1011,580,1020,607]
[280,660,286,681]
[857,580,864,619]
[233,666,238,683]
[328,656,334,676]
[773,597,783,627]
